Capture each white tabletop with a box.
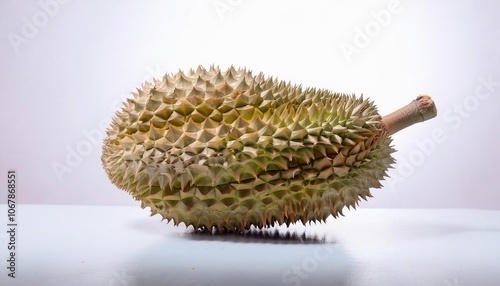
[0,205,499,286]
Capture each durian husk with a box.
[102,66,396,232]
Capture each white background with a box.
[1,0,499,210]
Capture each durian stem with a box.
[381,95,437,135]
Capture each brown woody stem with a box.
[381,95,437,135]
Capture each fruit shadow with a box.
[184,226,330,244]
[125,214,333,244]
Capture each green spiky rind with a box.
[102,65,395,231]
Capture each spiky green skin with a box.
[102,66,395,231]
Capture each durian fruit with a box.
[101,66,437,232]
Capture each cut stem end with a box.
[381,95,437,135]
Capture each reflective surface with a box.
[0,205,499,286]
